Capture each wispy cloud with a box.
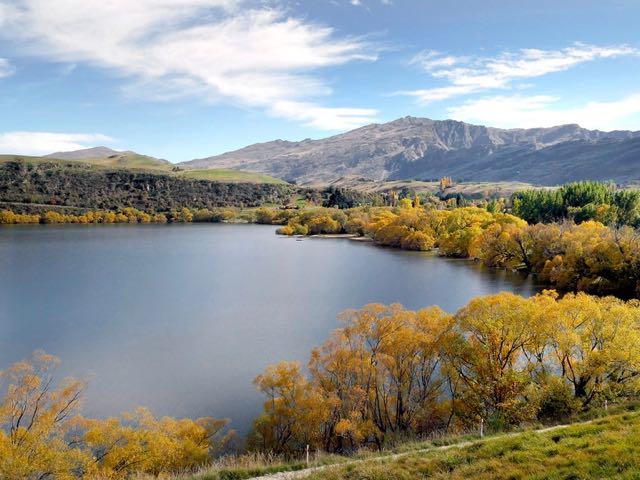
[0,132,115,155]
[409,50,462,71]
[271,101,377,130]
[0,58,15,78]
[447,93,640,131]
[348,0,392,6]
[398,43,640,104]
[0,0,378,130]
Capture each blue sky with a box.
[0,0,639,161]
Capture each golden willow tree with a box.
[0,351,233,479]
[252,292,640,454]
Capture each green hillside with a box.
[179,168,287,184]
[67,152,172,171]
[0,154,288,184]
[0,156,295,212]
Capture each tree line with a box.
[1,207,261,225]
[512,181,640,226]
[249,291,640,454]
[272,202,640,297]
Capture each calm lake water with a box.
[0,224,542,433]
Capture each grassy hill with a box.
[303,411,640,480]
[70,152,172,171]
[0,154,287,183]
[0,155,296,212]
[174,404,640,480]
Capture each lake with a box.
[0,224,542,434]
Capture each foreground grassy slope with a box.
[305,411,640,480]
[167,406,640,480]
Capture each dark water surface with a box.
[0,224,542,433]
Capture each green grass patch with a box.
[0,153,169,170]
[165,405,640,480]
[83,152,171,170]
[305,410,640,479]
[179,168,287,184]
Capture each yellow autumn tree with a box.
[547,293,640,405]
[437,207,495,257]
[82,408,232,477]
[444,293,541,427]
[250,362,330,454]
[258,305,455,452]
[0,351,233,479]
[252,293,640,452]
[0,350,88,480]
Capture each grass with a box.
[305,409,640,479]
[163,403,640,480]
[178,169,287,184]
[78,152,172,171]
[0,153,170,171]
[167,452,347,480]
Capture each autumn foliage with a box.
[274,203,640,297]
[252,292,640,453]
[0,351,233,479]
[0,208,168,225]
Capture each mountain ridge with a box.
[180,117,640,186]
[39,117,640,186]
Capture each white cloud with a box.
[0,132,115,155]
[399,43,640,104]
[410,50,462,71]
[0,58,15,77]
[347,0,392,7]
[447,93,640,131]
[272,100,377,130]
[0,0,378,129]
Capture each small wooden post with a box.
[604,399,608,412]
[480,418,484,438]
[306,444,310,467]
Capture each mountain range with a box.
[44,117,640,186]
